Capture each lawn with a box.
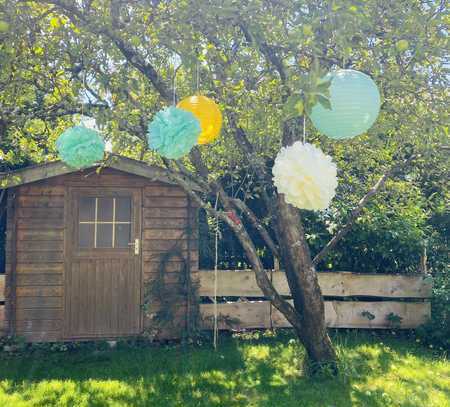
[0,331,448,407]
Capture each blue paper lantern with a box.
[309,69,381,139]
[147,106,201,159]
[56,125,105,168]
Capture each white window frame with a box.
[79,197,131,248]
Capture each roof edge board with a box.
[0,155,199,190]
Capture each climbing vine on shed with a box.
[142,226,200,342]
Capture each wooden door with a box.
[65,188,142,339]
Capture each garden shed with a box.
[0,156,199,342]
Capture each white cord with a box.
[173,66,177,105]
[196,60,200,94]
[213,193,219,349]
[303,115,306,144]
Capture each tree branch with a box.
[45,0,172,101]
[161,164,302,328]
[312,155,417,266]
[238,22,287,83]
[230,197,280,260]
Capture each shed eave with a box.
[0,154,193,189]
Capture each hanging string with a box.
[196,60,200,94]
[80,71,86,125]
[269,263,274,331]
[302,115,306,144]
[173,65,177,106]
[213,193,219,350]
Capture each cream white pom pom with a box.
[273,142,338,210]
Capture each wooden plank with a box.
[16,308,62,320]
[144,272,193,285]
[5,188,17,335]
[107,156,177,186]
[17,229,64,241]
[16,207,64,219]
[16,296,63,309]
[16,263,64,274]
[143,217,190,229]
[143,207,188,219]
[0,305,5,334]
[144,197,188,208]
[0,274,4,302]
[16,286,63,297]
[17,241,64,252]
[66,175,148,188]
[17,195,64,208]
[0,162,74,188]
[198,271,433,299]
[318,272,433,298]
[143,250,199,263]
[17,218,65,229]
[16,252,64,263]
[200,301,431,330]
[143,260,199,274]
[16,319,62,332]
[16,273,63,286]
[18,185,65,196]
[144,185,186,197]
[144,229,186,240]
[95,260,108,335]
[19,331,62,342]
[143,240,197,251]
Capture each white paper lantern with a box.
[272,142,337,210]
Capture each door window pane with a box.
[115,223,131,248]
[98,198,113,222]
[116,197,131,222]
[79,224,95,248]
[97,224,113,248]
[79,197,95,222]
[78,195,133,249]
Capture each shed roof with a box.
[0,155,182,189]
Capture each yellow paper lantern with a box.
[177,95,222,144]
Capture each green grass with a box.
[0,331,448,407]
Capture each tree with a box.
[0,0,111,170]
[3,0,447,373]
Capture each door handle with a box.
[128,238,140,255]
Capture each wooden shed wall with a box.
[4,167,198,342]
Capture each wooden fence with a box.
[199,270,432,330]
[0,271,433,336]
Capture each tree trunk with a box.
[273,120,337,373]
[275,195,337,372]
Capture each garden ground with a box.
[0,330,448,407]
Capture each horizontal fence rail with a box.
[198,270,432,330]
[0,271,433,337]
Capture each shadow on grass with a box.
[0,332,446,407]
[0,335,355,407]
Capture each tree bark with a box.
[275,195,337,372]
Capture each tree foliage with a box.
[0,0,448,363]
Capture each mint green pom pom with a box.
[147,106,201,159]
[309,69,381,139]
[56,126,105,168]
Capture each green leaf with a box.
[316,79,332,97]
[283,94,304,120]
[317,94,332,110]
[50,17,61,28]
[0,20,9,32]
